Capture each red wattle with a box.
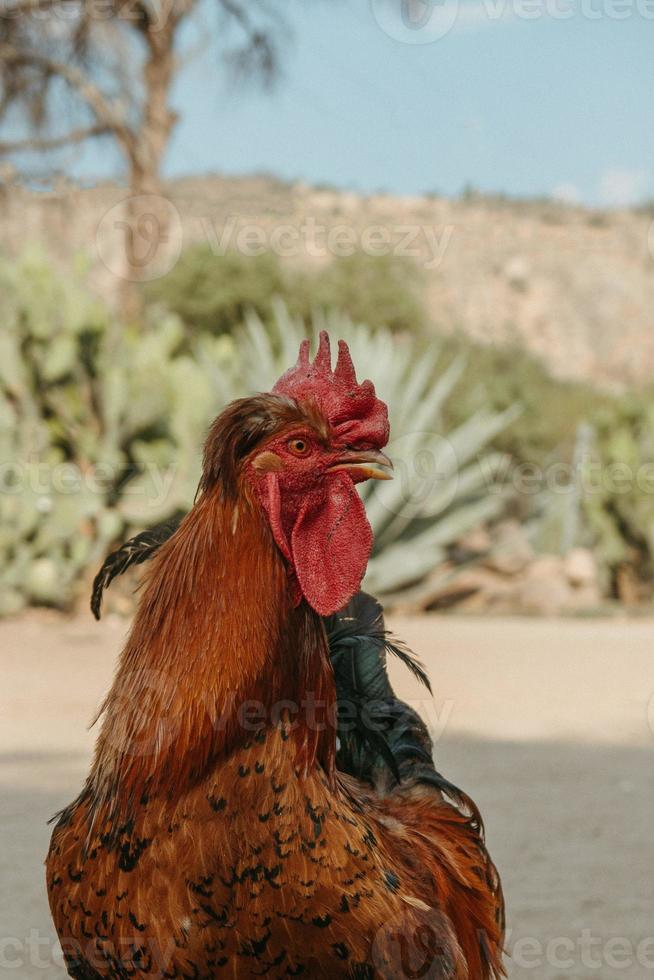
[290,474,373,617]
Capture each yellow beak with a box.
[326,449,394,481]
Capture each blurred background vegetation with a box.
[1,0,653,619]
[3,242,654,617]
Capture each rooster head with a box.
[201,332,392,616]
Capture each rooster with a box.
[47,333,504,979]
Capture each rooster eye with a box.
[288,438,310,456]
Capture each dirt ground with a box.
[1,612,653,979]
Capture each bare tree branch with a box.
[217,0,281,84]
[0,0,291,201]
[0,43,135,149]
[167,0,196,28]
[0,121,109,152]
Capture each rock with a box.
[564,547,597,587]
[401,564,516,613]
[25,558,60,605]
[524,554,566,580]
[485,520,534,575]
[517,555,572,615]
[421,566,519,613]
[518,578,573,616]
[452,568,519,612]
[457,526,492,555]
[504,255,530,292]
[566,582,602,611]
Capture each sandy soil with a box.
[1,612,653,979]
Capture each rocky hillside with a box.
[1,171,653,388]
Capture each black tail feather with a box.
[326,590,432,695]
[326,592,451,794]
[90,516,182,620]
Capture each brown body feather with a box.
[47,402,504,979]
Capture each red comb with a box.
[272,332,389,449]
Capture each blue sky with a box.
[82,0,654,205]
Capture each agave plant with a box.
[0,252,516,613]
[212,304,519,600]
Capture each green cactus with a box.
[583,395,654,595]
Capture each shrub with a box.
[439,335,615,469]
[144,246,425,337]
[143,246,287,335]
[292,252,426,335]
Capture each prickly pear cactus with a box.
[0,251,228,613]
[583,397,654,595]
